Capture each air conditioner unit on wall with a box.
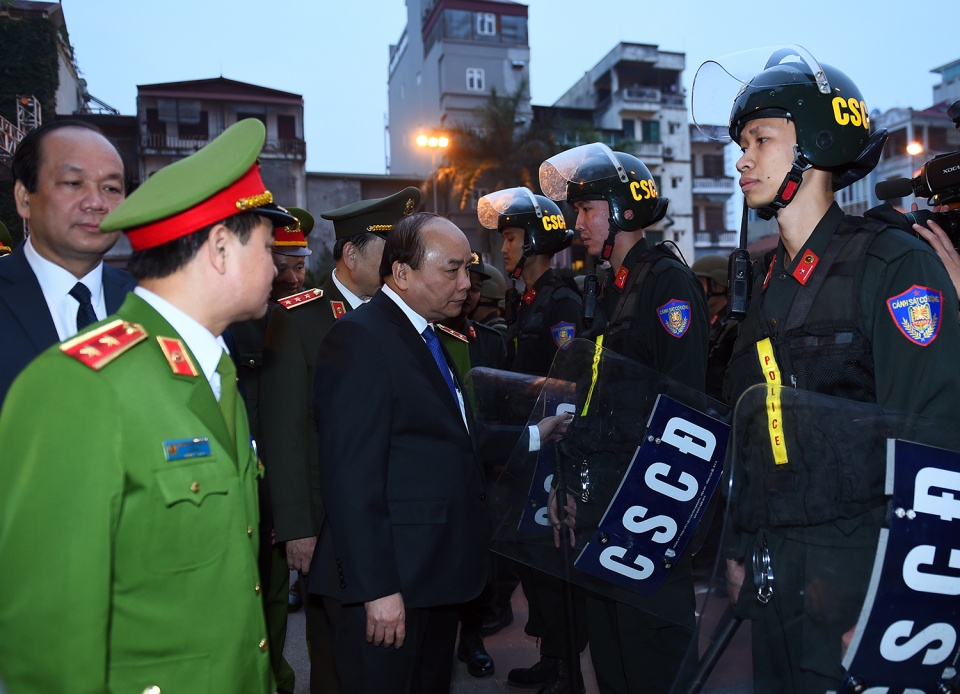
[663,146,674,158]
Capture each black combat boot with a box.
[507,655,560,688]
[535,658,585,694]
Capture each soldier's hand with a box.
[286,536,317,573]
[912,204,960,298]
[365,592,406,648]
[536,412,574,442]
[548,486,577,548]
[725,559,745,606]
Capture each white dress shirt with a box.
[23,237,106,340]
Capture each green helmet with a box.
[480,264,506,302]
[477,187,572,256]
[692,254,728,286]
[539,142,667,232]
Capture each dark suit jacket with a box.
[308,290,491,609]
[0,246,136,409]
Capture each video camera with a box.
[874,99,960,247]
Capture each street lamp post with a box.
[416,132,449,212]
[906,141,924,208]
[907,141,924,178]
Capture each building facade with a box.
[550,42,709,262]
[387,0,532,178]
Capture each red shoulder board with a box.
[279,288,324,309]
[60,319,147,371]
[435,323,468,343]
[330,301,347,319]
[614,265,629,289]
[156,336,199,377]
[522,287,537,305]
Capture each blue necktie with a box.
[69,282,97,331]
[421,326,459,404]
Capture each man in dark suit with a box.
[260,187,419,693]
[310,212,483,694]
[311,213,567,694]
[0,120,135,409]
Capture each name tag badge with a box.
[163,437,212,461]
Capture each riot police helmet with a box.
[539,142,668,232]
[477,186,573,256]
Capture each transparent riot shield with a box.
[464,338,731,629]
[678,383,960,694]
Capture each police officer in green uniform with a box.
[259,186,419,694]
[539,143,709,693]
[476,186,588,692]
[436,251,507,376]
[0,119,297,693]
[229,207,315,694]
[706,49,960,692]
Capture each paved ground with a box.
[281,583,599,693]
[280,573,753,693]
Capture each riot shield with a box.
[464,338,731,628]
[679,383,960,694]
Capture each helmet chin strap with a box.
[510,256,526,279]
[598,217,620,262]
[757,146,811,221]
[511,240,535,279]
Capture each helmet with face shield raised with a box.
[477,186,573,257]
[538,142,668,232]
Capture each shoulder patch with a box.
[657,298,692,338]
[887,285,942,346]
[279,288,323,309]
[330,300,347,320]
[156,337,200,377]
[551,321,577,349]
[60,319,148,370]
[435,323,468,343]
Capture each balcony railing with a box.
[595,88,687,114]
[693,177,735,194]
[142,134,306,158]
[694,231,738,247]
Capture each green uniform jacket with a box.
[0,293,272,694]
[260,276,346,542]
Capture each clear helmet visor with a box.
[477,187,541,230]
[538,142,629,201]
[691,44,829,141]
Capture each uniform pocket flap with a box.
[155,462,231,507]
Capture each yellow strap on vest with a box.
[581,335,604,417]
[755,338,789,465]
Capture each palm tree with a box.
[436,81,555,211]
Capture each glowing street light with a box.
[907,141,924,180]
[416,131,450,211]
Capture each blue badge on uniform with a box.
[886,285,942,346]
[163,437,212,461]
[657,299,691,338]
[551,321,576,349]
